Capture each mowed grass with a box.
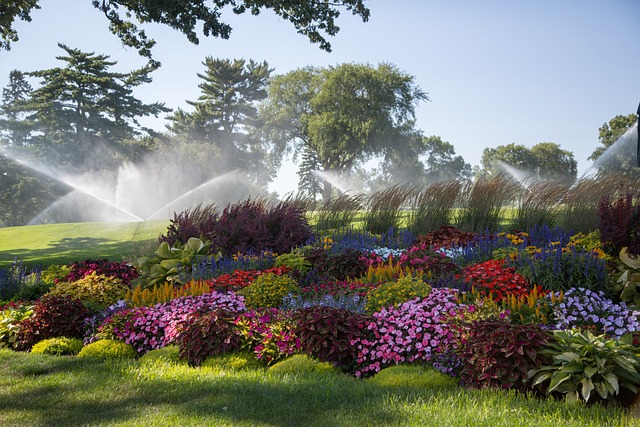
[0,220,168,269]
[0,349,636,427]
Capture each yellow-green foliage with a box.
[201,351,264,371]
[355,258,418,284]
[77,339,137,359]
[274,250,311,274]
[268,354,340,376]
[127,280,212,307]
[367,365,457,389]
[47,271,129,309]
[40,264,72,285]
[30,337,84,356]
[365,274,432,314]
[138,345,183,364]
[239,272,298,309]
[0,304,33,349]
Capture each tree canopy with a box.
[588,113,639,177]
[1,43,168,170]
[480,142,577,181]
[260,62,428,199]
[1,0,370,61]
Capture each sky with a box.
[1,0,639,197]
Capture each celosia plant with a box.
[460,259,533,302]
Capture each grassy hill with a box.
[0,220,169,269]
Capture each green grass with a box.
[0,221,168,269]
[0,349,636,427]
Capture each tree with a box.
[1,1,370,61]
[166,58,273,182]
[11,43,168,170]
[422,135,472,182]
[260,62,428,199]
[0,70,33,148]
[588,114,639,177]
[480,142,577,181]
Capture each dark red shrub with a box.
[175,309,241,366]
[213,199,312,255]
[160,203,220,251]
[598,193,640,256]
[304,247,369,281]
[64,259,139,286]
[16,295,92,351]
[459,319,551,392]
[292,306,375,373]
[417,226,478,249]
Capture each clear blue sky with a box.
[1,0,639,196]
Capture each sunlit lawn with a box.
[0,349,636,427]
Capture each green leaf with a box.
[583,366,598,378]
[160,259,180,270]
[156,242,173,258]
[580,378,594,402]
[548,373,571,392]
[603,373,620,394]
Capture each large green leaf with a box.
[155,241,173,258]
[580,378,594,402]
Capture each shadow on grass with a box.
[0,236,154,269]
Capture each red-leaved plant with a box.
[459,259,533,302]
[16,295,91,351]
[175,309,241,366]
[459,318,551,391]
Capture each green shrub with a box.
[365,274,431,314]
[0,304,33,349]
[40,264,72,285]
[201,351,264,371]
[529,329,640,403]
[138,345,183,364]
[274,250,311,275]
[16,295,91,351]
[239,272,298,309]
[30,337,84,356]
[459,319,551,392]
[77,339,137,359]
[47,271,129,309]
[175,309,240,366]
[368,365,458,389]
[268,354,341,376]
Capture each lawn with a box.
[0,349,636,427]
[0,220,168,269]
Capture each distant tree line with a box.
[0,52,635,226]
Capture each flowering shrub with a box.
[176,309,241,366]
[104,291,246,354]
[460,259,533,302]
[239,272,298,309]
[292,306,374,372]
[351,288,468,378]
[206,267,289,293]
[364,274,432,314]
[16,295,91,351]
[84,299,130,344]
[235,308,300,365]
[64,259,139,286]
[552,287,640,337]
[398,242,460,278]
[459,319,551,391]
[47,272,129,309]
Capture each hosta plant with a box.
[529,329,640,403]
[459,319,551,391]
[617,247,640,307]
[134,237,220,288]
